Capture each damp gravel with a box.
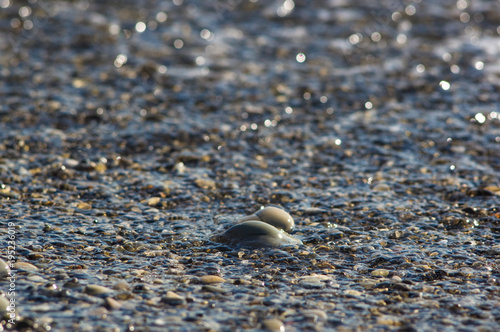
[1,0,500,331]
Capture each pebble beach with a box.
[1,0,500,331]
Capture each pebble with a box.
[14,262,38,271]
[240,206,295,232]
[202,285,228,293]
[200,275,226,284]
[105,297,122,310]
[0,258,10,278]
[371,269,390,277]
[77,202,92,210]
[298,276,324,289]
[302,309,328,322]
[262,318,285,332]
[84,284,113,296]
[161,291,186,306]
[212,220,302,248]
[0,296,9,313]
[344,289,363,297]
[377,315,401,326]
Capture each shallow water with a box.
[1,0,500,331]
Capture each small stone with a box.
[84,284,113,296]
[302,309,328,322]
[202,285,228,293]
[377,315,401,326]
[94,163,107,173]
[64,278,81,288]
[200,275,226,284]
[105,297,122,310]
[161,291,186,305]
[194,177,216,189]
[146,197,161,206]
[298,276,324,289]
[344,289,362,297]
[240,206,295,232]
[14,262,38,271]
[77,202,92,210]
[372,183,391,191]
[0,258,10,278]
[211,220,302,248]
[371,269,390,277]
[302,207,327,215]
[262,318,285,332]
[0,296,9,313]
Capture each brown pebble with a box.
[77,202,92,210]
[161,291,186,305]
[105,297,122,310]
[240,206,295,232]
[200,275,226,284]
[84,284,113,296]
[262,318,285,332]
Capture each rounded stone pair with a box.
[212,207,302,248]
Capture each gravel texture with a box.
[1,0,500,331]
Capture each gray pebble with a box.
[0,258,10,278]
[240,206,295,232]
[212,220,302,248]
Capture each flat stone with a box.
[161,291,186,305]
[84,284,113,296]
[77,202,92,210]
[202,285,228,293]
[200,275,226,284]
[371,269,390,277]
[302,309,328,322]
[14,262,38,271]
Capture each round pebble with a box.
[84,284,113,296]
[262,318,285,332]
[105,297,122,310]
[371,269,390,277]
[212,220,302,248]
[240,206,295,232]
[0,258,10,278]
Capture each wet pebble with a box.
[302,309,328,322]
[212,220,302,248]
[105,297,122,310]
[262,318,285,332]
[200,275,225,284]
[0,296,9,313]
[240,206,295,232]
[161,291,186,306]
[0,258,10,278]
[371,269,390,277]
[84,284,113,296]
[14,262,38,271]
[202,285,228,293]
